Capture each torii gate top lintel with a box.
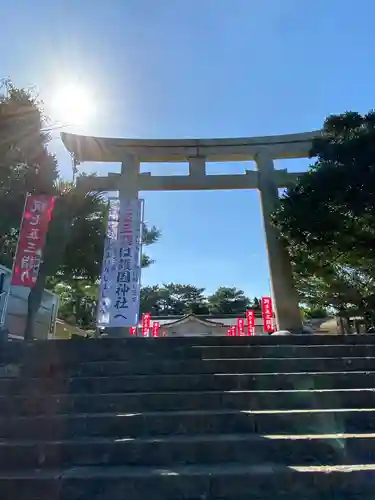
[61,130,320,164]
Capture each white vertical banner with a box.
[97,198,144,328]
[97,199,120,327]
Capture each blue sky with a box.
[2,0,375,298]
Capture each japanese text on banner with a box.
[113,199,143,327]
[11,195,56,287]
[261,296,274,333]
[97,199,143,328]
[246,309,255,336]
[142,312,151,337]
[152,321,160,337]
[97,200,120,327]
[237,318,245,336]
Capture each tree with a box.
[162,284,208,315]
[139,284,208,316]
[25,182,107,339]
[302,306,330,320]
[273,111,375,320]
[139,285,252,317]
[54,280,98,329]
[251,297,261,311]
[0,80,161,338]
[0,80,58,269]
[207,287,250,315]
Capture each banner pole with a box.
[0,193,30,330]
[137,199,145,337]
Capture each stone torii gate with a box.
[61,130,319,333]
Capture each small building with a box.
[0,264,59,339]
[139,313,270,337]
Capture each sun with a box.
[50,82,94,127]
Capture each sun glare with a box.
[50,82,94,127]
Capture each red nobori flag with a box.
[129,327,137,336]
[237,318,245,336]
[152,321,160,337]
[246,310,255,336]
[11,195,56,287]
[261,297,274,333]
[142,313,151,337]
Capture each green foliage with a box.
[139,284,257,317]
[273,110,375,318]
[140,284,209,316]
[55,282,259,329]
[302,306,330,320]
[0,80,160,338]
[53,280,98,329]
[0,80,58,268]
[207,287,251,315]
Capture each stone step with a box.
[1,408,375,440]
[2,335,375,365]
[0,463,374,500]
[1,370,374,395]
[5,343,375,365]
[10,357,375,378]
[1,388,375,415]
[0,433,374,469]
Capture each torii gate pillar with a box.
[256,154,302,332]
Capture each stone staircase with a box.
[1,335,375,499]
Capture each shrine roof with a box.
[138,313,264,327]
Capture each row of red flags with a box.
[130,297,275,337]
[129,313,167,337]
[228,297,275,335]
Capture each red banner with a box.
[237,318,245,336]
[129,327,137,336]
[261,297,274,333]
[142,312,151,337]
[152,321,160,337]
[246,310,255,336]
[230,325,237,336]
[11,195,56,287]
[227,327,232,336]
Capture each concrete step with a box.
[13,356,375,378]
[2,389,375,415]
[1,408,375,440]
[1,370,374,395]
[0,433,374,469]
[3,335,375,365]
[5,343,375,366]
[0,463,374,500]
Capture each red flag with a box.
[152,321,160,337]
[11,195,56,287]
[261,297,274,333]
[129,327,137,336]
[227,327,232,336]
[237,318,245,336]
[231,325,237,336]
[246,310,255,336]
[142,313,151,337]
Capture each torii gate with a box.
[61,130,319,333]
